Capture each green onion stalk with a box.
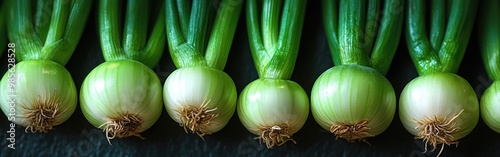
[311,0,403,143]
[479,0,500,134]
[237,0,308,148]
[0,0,8,55]
[79,0,165,144]
[399,0,479,155]
[0,0,91,132]
[163,0,241,138]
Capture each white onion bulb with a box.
[237,78,309,148]
[0,60,77,132]
[163,66,237,137]
[399,72,479,154]
[80,60,163,143]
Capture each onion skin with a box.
[311,65,396,137]
[80,60,163,132]
[481,81,500,133]
[0,60,77,128]
[399,72,479,140]
[237,78,309,136]
[163,66,237,134]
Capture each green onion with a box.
[311,0,403,142]
[79,0,165,144]
[479,0,500,133]
[163,0,241,137]
[399,0,479,155]
[237,0,308,148]
[0,0,91,132]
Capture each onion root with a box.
[415,109,463,157]
[177,99,218,139]
[330,119,374,143]
[257,123,296,148]
[99,113,144,145]
[22,91,67,133]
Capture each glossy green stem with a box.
[429,0,445,51]
[247,0,307,80]
[186,0,210,55]
[479,0,500,80]
[8,0,92,66]
[339,0,368,66]
[44,0,70,47]
[99,0,124,61]
[176,0,190,38]
[323,0,404,75]
[205,0,243,70]
[166,0,242,69]
[123,0,148,54]
[406,0,477,75]
[322,0,340,66]
[261,0,281,52]
[166,0,206,68]
[363,0,380,57]
[33,0,53,45]
[369,0,404,75]
[99,0,166,68]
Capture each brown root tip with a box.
[177,99,218,139]
[414,110,463,157]
[22,92,67,133]
[99,113,144,145]
[330,119,374,144]
[256,123,296,149]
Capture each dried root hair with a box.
[177,99,219,139]
[256,123,296,148]
[330,119,374,144]
[21,91,68,133]
[99,113,144,145]
[414,109,464,157]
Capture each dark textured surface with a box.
[1,1,499,157]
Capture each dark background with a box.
[1,1,499,157]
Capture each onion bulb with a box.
[399,72,479,153]
[0,60,77,132]
[237,78,309,148]
[481,81,500,133]
[163,66,237,137]
[311,65,396,142]
[80,60,163,143]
